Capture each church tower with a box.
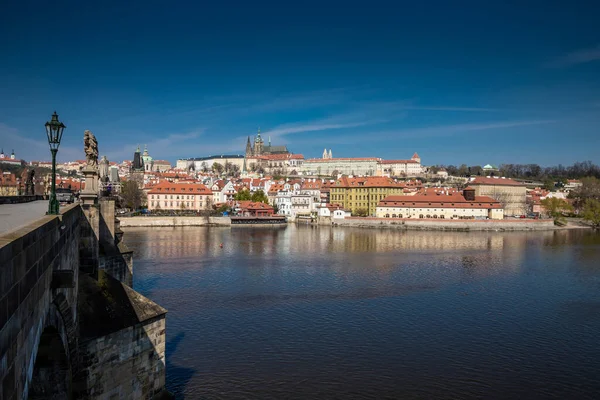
[322,148,328,159]
[132,145,145,172]
[328,149,333,159]
[254,128,264,156]
[245,136,253,157]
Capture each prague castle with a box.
[245,129,290,157]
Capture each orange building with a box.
[147,181,212,211]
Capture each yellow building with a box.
[329,176,421,216]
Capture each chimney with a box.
[463,187,475,201]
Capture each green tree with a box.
[582,199,600,228]
[212,162,224,174]
[217,203,231,214]
[542,179,556,191]
[541,197,573,225]
[250,189,269,204]
[234,189,251,201]
[354,208,369,217]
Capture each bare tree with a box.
[489,189,513,214]
[204,197,213,223]
[121,180,145,210]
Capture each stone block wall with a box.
[98,242,133,287]
[333,217,556,231]
[99,199,116,250]
[80,204,100,277]
[119,216,231,227]
[78,316,166,399]
[0,204,82,399]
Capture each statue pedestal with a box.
[80,165,99,206]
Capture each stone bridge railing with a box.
[0,203,81,399]
[0,201,167,400]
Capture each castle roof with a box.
[379,189,501,209]
[469,176,524,186]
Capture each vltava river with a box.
[124,226,600,399]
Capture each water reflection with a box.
[123,226,600,400]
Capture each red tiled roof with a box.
[256,153,304,161]
[301,181,322,190]
[236,201,274,211]
[305,157,381,162]
[148,181,211,195]
[268,183,285,193]
[379,159,419,164]
[469,177,524,186]
[335,176,412,188]
[379,191,502,209]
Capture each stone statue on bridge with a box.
[25,168,35,195]
[84,130,99,168]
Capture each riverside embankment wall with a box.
[119,216,231,227]
[333,217,556,231]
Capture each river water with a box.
[124,226,600,399]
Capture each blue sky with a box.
[1,0,599,166]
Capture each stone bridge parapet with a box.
[0,201,167,400]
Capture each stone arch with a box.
[27,294,75,400]
[29,326,71,399]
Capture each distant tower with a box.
[411,152,421,164]
[10,149,15,160]
[322,148,328,159]
[99,156,110,181]
[142,144,154,172]
[132,145,145,172]
[0,149,4,159]
[254,128,264,156]
[242,155,248,176]
[245,136,253,157]
[328,149,333,159]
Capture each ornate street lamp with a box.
[45,111,66,215]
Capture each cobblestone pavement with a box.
[0,201,55,234]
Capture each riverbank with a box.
[118,215,591,231]
[119,216,231,227]
[332,217,560,231]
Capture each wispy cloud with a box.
[0,123,82,162]
[265,120,381,139]
[546,45,600,68]
[104,130,206,161]
[366,119,557,139]
[397,105,498,112]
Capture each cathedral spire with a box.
[246,136,252,156]
[322,148,328,159]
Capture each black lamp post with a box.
[45,111,66,215]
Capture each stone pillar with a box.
[99,199,116,251]
[79,166,100,278]
[80,166,99,207]
[79,204,100,279]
